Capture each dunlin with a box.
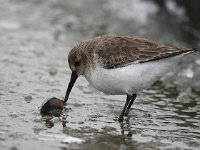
[64,35,197,122]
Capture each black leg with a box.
[124,94,137,116]
[127,94,137,109]
[118,94,131,122]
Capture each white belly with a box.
[84,57,179,95]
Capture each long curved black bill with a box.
[64,72,78,102]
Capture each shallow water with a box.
[0,0,200,150]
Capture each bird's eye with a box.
[75,61,80,67]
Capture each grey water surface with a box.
[0,0,200,150]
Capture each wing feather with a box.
[95,35,194,69]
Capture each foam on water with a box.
[37,133,84,143]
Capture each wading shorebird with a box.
[64,35,197,122]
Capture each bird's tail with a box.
[182,48,198,56]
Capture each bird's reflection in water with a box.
[41,113,136,143]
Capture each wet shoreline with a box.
[0,0,199,149]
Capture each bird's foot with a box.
[118,117,123,122]
[118,116,124,122]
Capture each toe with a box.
[118,116,124,122]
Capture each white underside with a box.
[84,56,182,95]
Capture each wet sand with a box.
[0,0,200,149]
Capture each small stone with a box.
[24,95,32,103]
[40,97,65,116]
[49,68,58,76]
[9,112,18,118]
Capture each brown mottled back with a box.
[94,35,194,69]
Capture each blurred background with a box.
[0,0,199,150]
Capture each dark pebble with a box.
[40,97,65,116]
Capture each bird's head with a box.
[64,41,91,102]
